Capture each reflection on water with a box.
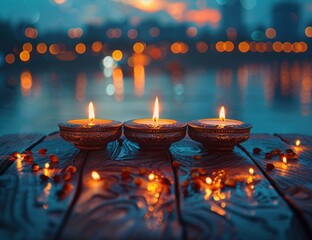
[0,60,311,135]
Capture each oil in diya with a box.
[59,102,122,150]
[123,97,187,150]
[188,106,252,151]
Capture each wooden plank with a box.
[170,138,308,240]
[240,134,312,237]
[60,139,182,239]
[0,133,46,174]
[274,134,312,146]
[0,133,79,240]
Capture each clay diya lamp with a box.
[123,97,186,151]
[59,102,122,150]
[188,106,252,151]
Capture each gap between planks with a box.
[54,151,89,240]
[168,150,187,240]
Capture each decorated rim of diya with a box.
[123,119,187,133]
[58,120,123,132]
[188,119,252,133]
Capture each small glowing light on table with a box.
[282,156,287,164]
[123,97,186,150]
[16,153,23,160]
[188,106,252,151]
[16,153,23,172]
[294,139,302,154]
[205,177,212,185]
[92,171,101,181]
[249,168,254,175]
[44,163,50,176]
[148,173,155,181]
[88,171,103,189]
[295,139,301,147]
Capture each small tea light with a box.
[205,177,212,185]
[59,102,122,150]
[91,171,101,181]
[295,139,300,147]
[148,173,155,181]
[44,163,50,177]
[188,106,252,151]
[123,97,186,150]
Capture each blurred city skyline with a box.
[1,0,312,33]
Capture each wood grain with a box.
[61,139,182,239]
[170,138,308,240]
[0,133,79,240]
[0,133,45,175]
[0,133,311,239]
[240,134,312,237]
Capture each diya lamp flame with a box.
[152,97,159,125]
[91,171,101,181]
[88,102,95,125]
[123,95,186,151]
[295,140,300,147]
[219,106,225,122]
[45,163,50,169]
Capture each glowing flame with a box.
[148,173,155,181]
[88,102,95,125]
[91,171,101,181]
[205,177,212,185]
[296,140,300,147]
[282,157,287,164]
[45,163,50,169]
[249,168,254,175]
[219,106,225,122]
[16,153,22,159]
[153,97,159,124]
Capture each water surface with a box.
[0,60,311,135]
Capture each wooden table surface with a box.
[0,133,311,240]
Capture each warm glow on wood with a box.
[91,171,100,181]
[219,106,225,122]
[88,102,95,125]
[249,168,254,175]
[296,140,301,147]
[282,157,287,164]
[153,97,159,124]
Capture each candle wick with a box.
[88,118,94,126]
[152,116,159,127]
